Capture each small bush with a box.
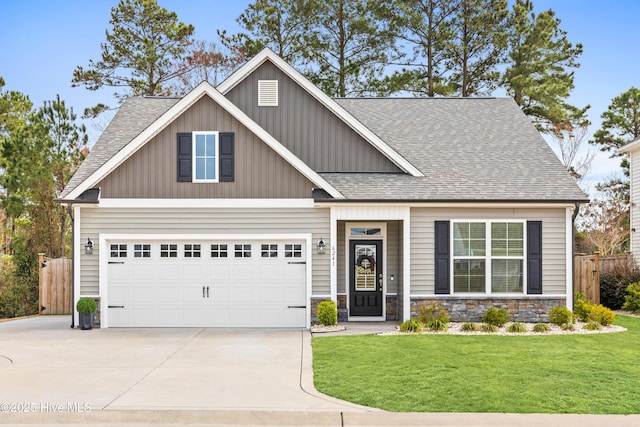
[317,300,338,326]
[623,281,640,313]
[600,265,640,309]
[460,322,478,332]
[589,304,615,326]
[76,297,97,314]
[481,323,498,333]
[548,306,573,326]
[584,321,602,331]
[574,292,593,322]
[399,319,423,333]
[561,322,575,331]
[427,318,449,332]
[482,307,510,327]
[532,323,551,333]
[506,322,527,333]
[418,304,450,331]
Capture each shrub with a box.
[532,323,551,333]
[584,321,602,331]
[76,297,97,314]
[460,322,478,332]
[622,281,640,313]
[574,292,593,322]
[418,304,450,331]
[482,307,510,327]
[399,319,423,333]
[562,322,575,331]
[548,306,573,326]
[589,304,615,326]
[317,300,338,326]
[600,264,640,309]
[481,323,498,333]
[506,322,527,333]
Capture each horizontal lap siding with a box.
[410,207,568,295]
[632,151,640,261]
[79,207,330,296]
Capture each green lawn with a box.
[312,315,640,413]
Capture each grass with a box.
[312,315,640,413]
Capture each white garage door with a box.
[106,239,307,328]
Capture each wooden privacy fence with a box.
[38,254,72,315]
[574,252,633,304]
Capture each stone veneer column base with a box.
[410,297,567,323]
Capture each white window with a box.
[193,131,218,182]
[452,221,525,294]
[235,244,251,258]
[211,244,228,258]
[258,80,278,106]
[160,244,178,258]
[261,244,278,258]
[133,244,151,258]
[110,244,127,258]
[184,244,201,258]
[284,243,302,258]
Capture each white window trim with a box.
[192,131,219,183]
[451,220,527,296]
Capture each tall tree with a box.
[0,77,32,137]
[502,0,585,132]
[218,0,314,65]
[590,87,640,197]
[445,0,510,96]
[376,0,460,96]
[72,0,195,117]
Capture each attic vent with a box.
[258,80,278,106]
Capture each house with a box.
[620,136,640,261]
[59,48,588,328]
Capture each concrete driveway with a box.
[0,315,367,413]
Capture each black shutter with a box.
[219,132,234,182]
[177,132,192,182]
[434,221,451,294]
[527,221,543,294]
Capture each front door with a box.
[349,240,383,317]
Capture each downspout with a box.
[571,203,581,309]
[67,203,75,329]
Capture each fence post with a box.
[38,253,45,315]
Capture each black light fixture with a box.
[317,238,326,254]
[84,238,93,255]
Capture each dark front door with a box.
[349,240,383,316]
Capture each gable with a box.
[96,96,317,199]
[225,59,402,174]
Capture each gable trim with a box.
[218,48,424,178]
[66,82,344,200]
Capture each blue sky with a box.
[1,0,638,193]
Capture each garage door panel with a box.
[107,240,307,328]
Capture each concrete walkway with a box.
[1,316,639,426]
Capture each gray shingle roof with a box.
[61,97,179,198]
[63,94,587,203]
[332,97,588,202]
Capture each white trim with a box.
[94,198,316,209]
[347,316,385,322]
[99,233,312,329]
[67,81,344,200]
[192,131,219,183]
[330,208,337,303]
[218,48,423,177]
[403,213,411,322]
[566,207,574,310]
[320,201,581,209]
[73,206,81,327]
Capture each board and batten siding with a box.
[225,60,401,174]
[410,207,568,295]
[96,96,315,199]
[78,207,330,296]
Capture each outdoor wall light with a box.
[85,238,94,255]
[317,238,326,254]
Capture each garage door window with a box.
[133,244,151,258]
[110,244,127,258]
[235,244,251,258]
[184,244,201,258]
[211,244,228,257]
[261,244,278,258]
[160,244,178,258]
[285,244,302,258]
